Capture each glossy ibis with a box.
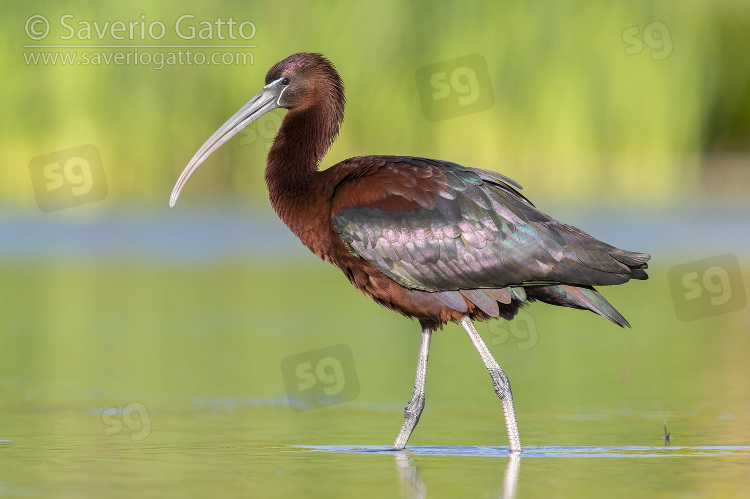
[170,53,650,453]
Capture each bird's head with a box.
[169,52,344,207]
[266,52,345,112]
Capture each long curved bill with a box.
[169,79,287,207]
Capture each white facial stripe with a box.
[264,77,286,89]
[263,77,289,106]
[277,85,288,106]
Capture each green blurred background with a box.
[2,0,750,497]
[4,0,750,206]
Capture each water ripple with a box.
[290,444,750,458]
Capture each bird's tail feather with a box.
[526,284,631,328]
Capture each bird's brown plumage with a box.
[255,53,650,330]
[170,52,652,452]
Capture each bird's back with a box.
[320,156,649,327]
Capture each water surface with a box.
[1,211,749,496]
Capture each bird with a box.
[169,53,650,454]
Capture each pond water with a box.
[1,209,749,497]
[2,408,749,498]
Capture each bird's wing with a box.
[330,156,649,292]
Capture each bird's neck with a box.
[264,103,341,257]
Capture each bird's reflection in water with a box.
[394,450,521,499]
[395,451,426,499]
[501,453,521,499]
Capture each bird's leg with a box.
[393,326,432,449]
[460,316,522,453]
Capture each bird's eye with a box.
[281,77,291,85]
